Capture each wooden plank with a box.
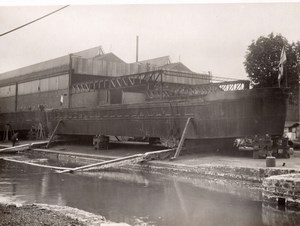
[143,148,175,161]
[31,148,115,160]
[0,144,30,153]
[1,147,175,173]
[3,158,72,170]
[0,141,49,153]
[58,148,175,174]
[30,141,49,147]
[58,153,143,173]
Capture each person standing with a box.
[11,132,19,147]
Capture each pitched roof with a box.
[138,56,170,67]
[74,46,104,58]
[94,52,125,63]
[159,62,192,72]
[0,46,105,84]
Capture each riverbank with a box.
[25,142,300,183]
[0,202,129,226]
[2,141,300,213]
[2,141,300,183]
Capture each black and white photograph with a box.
[0,1,300,225]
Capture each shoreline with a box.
[0,202,129,226]
[24,146,300,183]
[2,142,300,222]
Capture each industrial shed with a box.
[0,46,211,113]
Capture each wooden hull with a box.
[47,87,287,139]
[0,88,287,140]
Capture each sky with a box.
[1,2,300,80]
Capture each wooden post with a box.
[15,83,18,112]
[3,124,9,142]
[46,120,63,149]
[171,117,193,160]
[68,54,73,109]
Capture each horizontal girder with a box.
[71,69,250,99]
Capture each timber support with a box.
[171,117,193,160]
[46,120,63,149]
[58,154,143,173]
[57,149,175,174]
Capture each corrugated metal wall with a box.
[0,84,16,97]
[18,74,68,95]
[73,57,157,77]
[72,57,210,85]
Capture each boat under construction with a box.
[0,46,288,151]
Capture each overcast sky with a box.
[0,3,300,80]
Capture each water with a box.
[0,159,299,226]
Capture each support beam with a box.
[0,141,49,153]
[58,154,143,173]
[46,120,63,149]
[0,144,30,153]
[171,117,193,160]
[57,148,175,174]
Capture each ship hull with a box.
[49,87,287,140]
[0,88,287,141]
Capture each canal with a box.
[0,159,298,226]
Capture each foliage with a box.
[244,33,299,104]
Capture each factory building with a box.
[0,46,211,114]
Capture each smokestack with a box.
[136,35,139,63]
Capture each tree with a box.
[244,33,299,104]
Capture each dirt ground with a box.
[48,142,300,169]
[171,151,300,168]
[2,140,300,169]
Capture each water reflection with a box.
[0,160,297,226]
[262,204,300,226]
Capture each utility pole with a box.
[136,35,139,63]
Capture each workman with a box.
[264,134,273,156]
[282,134,289,147]
[11,132,19,147]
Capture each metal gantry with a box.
[71,69,250,100]
[72,70,163,93]
[146,80,250,100]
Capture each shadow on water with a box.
[0,159,298,226]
